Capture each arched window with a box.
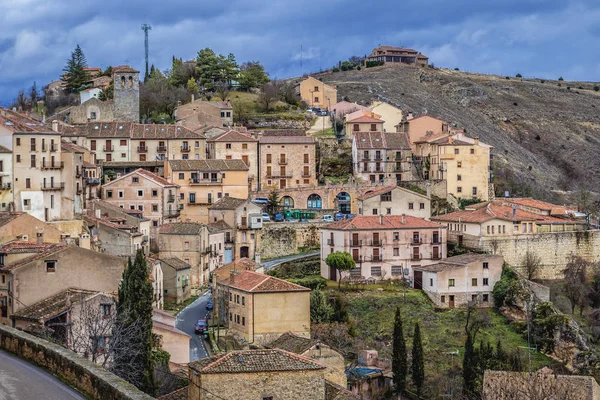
[280,196,294,208]
[336,192,351,214]
[120,76,126,87]
[128,76,133,87]
[307,194,322,209]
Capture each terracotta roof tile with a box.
[60,140,89,153]
[104,168,176,188]
[325,215,443,230]
[0,144,11,153]
[0,244,69,271]
[58,122,204,139]
[213,258,257,283]
[0,212,26,228]
[258,135,315,144]
[207,220,232,233]
[225,270,309,293]
[266,332,319,354]
[112,65,139,73]
[208,130,258,143]
[159,222,205,235]
[258,129,306,137]
[159,257,191,271]
[168,159,248,171]
[0,240,62,254]
[12,288,102,321]
[358,186,397,200]
[413,262,465,273]
[325,380,362,400]
[209,197,248,210]
[347,115,384,123]
[431,203,570,224]
[189,349,324,374]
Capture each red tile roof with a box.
[347,115,385,123]
[189,349,324,374]
[224,270,309,293]
[12,288,102,320]
[325,215,443,230]
[358,185,397,200]
[112,65,139,73]
[431,202,570,224]
[58,122,204,139]
[258,136,315,144]
[1,244,69,271]
[503,198,573,215]
[0,240,62,254]
[134,168,177,187]
[354,132,410,150]
[208,130,258,143]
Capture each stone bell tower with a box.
[113,66,140,122]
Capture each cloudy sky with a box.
[1,0,599,105]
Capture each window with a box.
[266,154,272,163]
[119,191,124,198]
[483,262,489,269]
[372,209,378,215]
[16,138,21,146]
[46,260,56,273]
[314,96,319,103]
[457,161,462,168]
[419,202,425,210]
[483,294,489,302]
[470,148,475,154]
[229,312,232,321]
[371,124,377,131]
[92,336,108,354]
[90,111,97,120]
[393,232,399,241]
[106,154,111,161]
[483,278,489,286]
[242,296,245,306]
[242,317,245,326]
[454,148,459,155]
[130,205,135,210]
[226,111,231,118]
[430,278,433,287]
[386,208,391,214]
[178,173,184,180]
[472,187,477,196]
[472,278,478,286]
[441,295,446,303]
[457,187,462,193]
[408,202,414,210]
[25,178,31,189]
[30,154,36,168]
[457,174,462,181]
[353,124,359,132]
[120,140,127,146]
[229,293,232,301]
[16,155,21,163]
[371,266,381,276]
[393,248,399,256]
[132,177,139,183]
[185,241,190,248]
[226,143,232,149]
[314,86,319,92]
[472,294,478,302]
[392,266,403,276]
[152,204,158,212]
[101,304,112,318]
[106,190,113,198]
[448,279,455,287]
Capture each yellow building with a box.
[207,130,259,191]
[345,114,385,136]
[165,159,249,224]
[414,132,492,201]
[215,270,310,346]
[258,135,317,190]
[395,115,450,150]
[369,100,403,133]
[297,76,337,109]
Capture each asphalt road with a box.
[262,251,320,271]
[0,350,85,400]
[175,290,212,361]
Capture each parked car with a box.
[274,213,284,222]
[300,218,309,223]
[285,217,297,223]
[206,300,213,310]
[346,214,356,219]
[262,213,271,222]
[318,110,329,116]
[322,215,333,222]
[334,212,345,221]
[252,197,269,205]
[194,319,208,334]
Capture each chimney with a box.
[79,233,91,250]
[52,120,59,132]
[379,214,383,225]
[229,269,235,284]
[36,231,44,244]
[474,136,479,145]
[448,136,453,144]
[407,112,414,120]
[402,214,406,224]
[512,206,517,220]
[95,209,101,219]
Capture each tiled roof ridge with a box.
[199,349,324,373]
[3,244,69,271]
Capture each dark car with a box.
[346,214,356,219]
[194,319,208,334]
[206,300,213,310]
[334,212,345,221]
[274,213,284,222]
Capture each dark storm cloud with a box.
[0,0,599,105]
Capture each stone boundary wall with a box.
[448,230,600,279]
[0,324,153,400]
[258,222,321,259]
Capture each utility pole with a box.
[141,23,152,81]
[300,44,303,74]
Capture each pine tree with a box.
[463,332,478,397]
[411,322,425,396]
[63,44,90,93]
[392,307,407,395]
[310,289,332,323]
[112,250,155,395]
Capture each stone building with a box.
[0,242,125,324]
[147,257,164,309]
[351,131,412,183]
[102,168,180,230]
[320,215,447,282]
[0,212,65,243]
[266,331,347,387]
[215,270,310,346]
[158,222,209,290]
[258,134,317,190]
[67,98,115,124]
[187,349,326,400]
[395,114,450,150]
[156,257,192,304]
[297,76,337,109]
[113,66,140,122]
[0,145,13,211]
[207,130,258,190]
[366,45,429,67]
[165,159,249,224]
[175,99,233,132]
[414,131,493,201]
[0,108,48,150]
[357,185,431,220]
[209,197,263,261]
[206,221,227,273]
[414,253,503,308]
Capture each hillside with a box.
[318,65,600,202]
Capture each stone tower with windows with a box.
[113,66,140,122]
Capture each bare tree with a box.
[562,256,590,315]
[464,301,492,340]
[215,81,231,101]
[279,81,299,105]
[523,250,542,280]
[258,81,280,112]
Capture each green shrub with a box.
[506,76,510,80]
[366,60,384,68]
[492,264,519,308]
[332,67,340,72]
[516,73,522,78]
[594,86,599,92]
[289,276,328,290]
[558,76,564,81]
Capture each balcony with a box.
[369,239,383,247]
[188,199,212,205]
[0,183,11,191]
[371,255,382,262]
[225,238,234,244]
[76,189,83,195]
[41,161,64,170]
[374,155,383,161]
[431,238,441,244]
[411,253,422,261]
[202,247,212,255]
[103,145,113,152]
[412,238,423,245]
[180,146,191,153]
[167,195,175,203]
[349,239,362,247]
[41,182,65,191]
[267,173,292,178]
[50,144,58,152]
[278,159,288,165]
[137,146,148,153]
[327,239,335,246]
[86,177,100,185]
[75,171,82,178]
[189,178,222,185]
[302,172,311,177]
[157,145,167,152]
[432,253,442,260]
[164,209,180,218]
[142,235,149,243]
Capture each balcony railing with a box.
[50,144,58,152]
[189,178,222,185]
[369,239,383,247]
[157,145,167,152]
[164,210,180,218]
[103,145,113,152]
[188,199,213,205]
[278,159,288,165]
[86,177,100,185]
[41,161,64,170]
[266,173,292,178]
[225,238,234,244]
[432,253,442,260]
[167,195,175,203]
[371,255,382,262]
[431,238,441,244]
[327,239,334,246]
[41,182,65,191]
[412,238,423,245]
[349,240,362,247]
[75,170,82,178]
[411,253,422,261]
[180,146,191,152]
[137,146,148,153]
[0,183,11,190]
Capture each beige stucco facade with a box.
[152,309,190,365]
[358,186,431,219]
[369,101,403,133]
[298,76,337,109]
[207,132,258,191]
[0,148,13,211]
[258,137,317,191]
[0,213,65,243]
[396,115,450,148]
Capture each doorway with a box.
[413,271,423,289]
[240,246,249,258]
[449,295,455,308]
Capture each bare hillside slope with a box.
[319,65,600,202]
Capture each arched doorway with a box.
[307,194,322,209]
[280,196,294,209]
[336,192,351,214]
[240,246,249,258]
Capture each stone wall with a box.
[0,324,153,400]
[450,230,600,279]
[258,223,321,259]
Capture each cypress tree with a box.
[463,332,478,397]
[411,322,425,396]
[392,307,407,395]
[112,250,155,395]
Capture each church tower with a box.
[113,66,140,122]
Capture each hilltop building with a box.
[367,45,429,67]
